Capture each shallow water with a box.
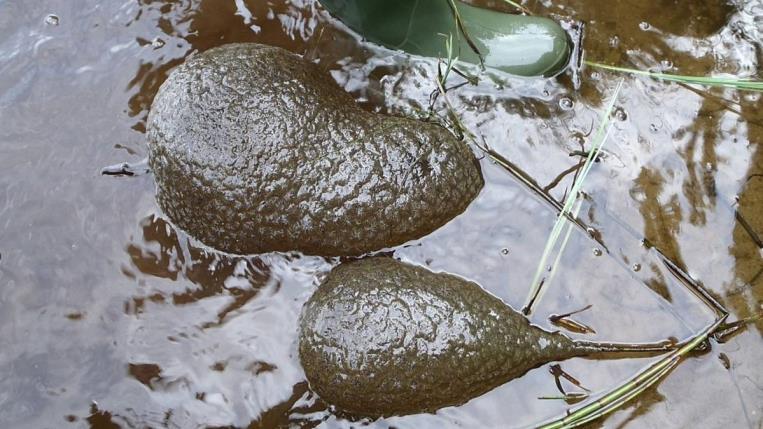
[0,0,761,427]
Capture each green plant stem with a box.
[537,315,727,429]
[447,0,484,66]
[585,61,763,92]
[498,0,533,15]
[544,200,582,290]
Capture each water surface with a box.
[0,0,761,427]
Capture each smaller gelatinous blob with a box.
[299,258,675,416]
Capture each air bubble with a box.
[608,36,620,48]
[559,97,574,111]
[151,38,165,48]
[660,60,674,70]
[586,227,596,236]
[639,22,650,30]
[632,263,642,272]
[614,107,628,121]
[501,248,510,256]
[593,248,602,256]
[45,14,59,26]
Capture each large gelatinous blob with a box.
[148,43,483,256]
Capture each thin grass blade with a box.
[522,79,624,314]
[585,61,763,92]
[544,200,582,289]
[498,0,533,15]
[536,316,726,429]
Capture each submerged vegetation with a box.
[538,316,727,429]
[431,4,762,423]
[433,68,741,425]
[433,69,734,426]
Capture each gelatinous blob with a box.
[299,258,674,416]
[148,43,484,256]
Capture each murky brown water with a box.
[1,0,761,427]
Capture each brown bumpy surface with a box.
[298,258,584,416]
[147,43,483,256]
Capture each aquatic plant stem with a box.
[498,0,533,15]
[543,200,582,293]
[522,79,624,315]
[447,0,484,67]
[537,315,727,429]
[585,61,763,92]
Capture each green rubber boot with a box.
[319,0,571,77]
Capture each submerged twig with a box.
[538,393,589,403]
[734,209,763,249]
[712,313,763,343]
[543,161,584,193]
[551,364,588,391]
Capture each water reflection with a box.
[125,0,329,131]
[729,99,763,333]
[633,167,685,275]
[126,215,271,326]
[118,217,331,427]
[675,96,724,227]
